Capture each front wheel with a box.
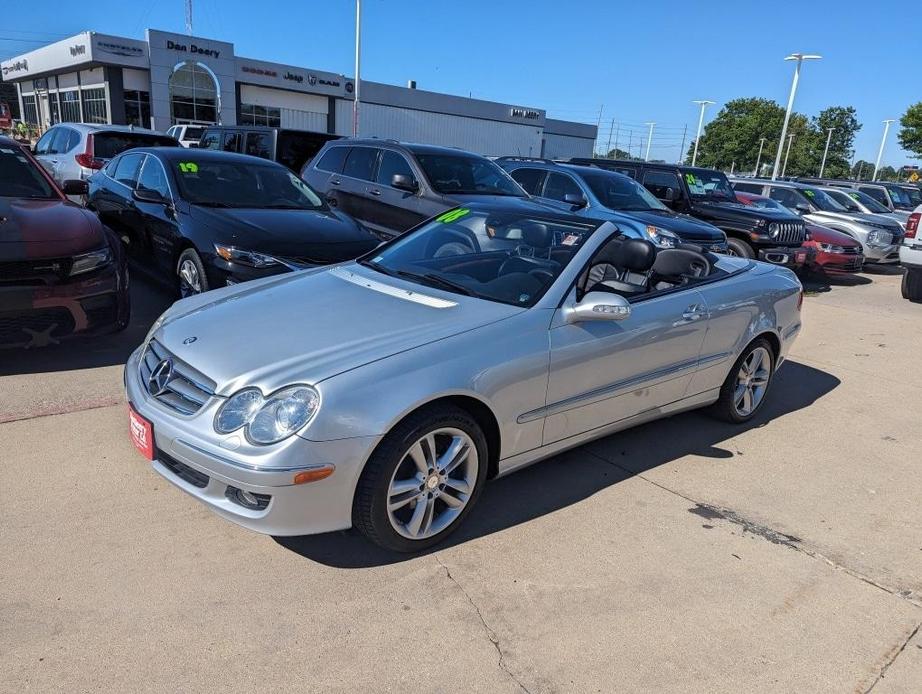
[710,338,775,423]
[902,267,922,302]
[353,405,488,552]
[176,248,209,298]
[725,237,755,259]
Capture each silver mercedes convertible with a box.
[125,199,803,551]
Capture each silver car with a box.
[32,123,178,187]
[820,186,910,230]
[125,201,803,551]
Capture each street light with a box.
[644,122,656,162]
[771,53,822,181]
[781,133,795,178]
[753,137,766,176]
[691,100,714,167]
[818,127,836,178]
[873,119,895,181]
[352,0,362,137]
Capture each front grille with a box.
[158,450,209,488]
[0,258,73,286]
[770,221,806,244]
[0,308,75,346]
[139,338,216,415]
[841,246,861,255]
[80,294,119,326]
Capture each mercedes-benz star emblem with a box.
[148,358,174,396]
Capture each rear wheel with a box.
[902,268,922,302]
[353,405,488,552]
[725,237,755,259]
[176,248,209,298]
[710,338,775,423]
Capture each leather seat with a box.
[587,238,657,295]
[649,248,712,289]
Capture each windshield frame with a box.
[681,168,738,202]
[171,158,327,210]
[415,152,527,198]
[356,207,602,308]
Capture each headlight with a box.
[644,225,678,248]
[866,230,893,247]
[214,244,283,268]
[215,385,320,445]
[69,247,112,275]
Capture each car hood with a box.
[805,223,861,246]
[809,210,903,231]
[610,208,725,241]
[155,264,523,395]
[0,197,103,261]
[693,200,799,225]
[190,205,380,263]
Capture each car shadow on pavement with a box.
[799,270,873,294]
[0,274,174,376]
[274,359,840,568]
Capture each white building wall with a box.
[239,84,327,114]
[336,101,543,157]
[122,68,151,92]
[542,132,594,159]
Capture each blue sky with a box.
[3,0,919,166]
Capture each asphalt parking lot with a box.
[1,267,920,693]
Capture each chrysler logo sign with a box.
[148,358,175,396]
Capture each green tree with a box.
[689,98,787,172]
[876,165,898,182]
[851,160,875,180]
[898,102,922,158]
[811,106,861,178]
[604,147,635,160]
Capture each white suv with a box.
[901,205,922,301]
[165,124,206,148]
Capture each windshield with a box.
[0,146,56,199]
[359,208,597,307]
[883,185,912,207]
[682,170,737,202]
[94,133,178,159]
[415,154,526,197]
[843,189,890,213]
[823,188,862,212]
[173,159,325,209]
[902,186,922,206]
[583,172,668,211]
[800,187,847,212]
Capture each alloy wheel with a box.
[386,427,479,540]
[733,346,771,416]
[178,258,203,297]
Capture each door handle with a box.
[680,304,707,321]
[369,189,382,196]
[330,179,342,186]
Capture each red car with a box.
[0,135,129,349]
[735,191,863,273]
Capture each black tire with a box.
[114,268,131,332]
[709,338,775,424]
[725,237,755,259]
[902,268,922,302]
[176,248,209,298]
[353,405,489,552]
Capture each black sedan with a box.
[87,148,381,296]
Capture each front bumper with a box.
[0,266,126,348]
[207,257,296,288]
[757,245,812,269]
[862,242,901,264]
[124,345,381,536]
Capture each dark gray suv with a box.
[301,139,527,237]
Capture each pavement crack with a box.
[586,450,921,609]
[434,555,532,694]
[863,620,922,692]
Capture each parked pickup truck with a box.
[569,158,808,265]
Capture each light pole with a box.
[873,119,895,181]
[781,133,795,178]
[818,127,836,177]
[753,137,766,176]
[691,100,714,166]
[644,122,656,162]
[352,0,362,137]
[771,53,822,181]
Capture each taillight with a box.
[906,212,920,239]
[74,133,104,170]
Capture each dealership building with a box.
[0,29,596,158]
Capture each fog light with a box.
[226,486,271,510]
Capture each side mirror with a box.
[392,173,419,192]
[133,187,167,205]
[794,203,811,215]
[61,179,89,196]
[564,193,588,208]
[564,291,632,324]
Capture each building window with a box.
[169,61,218,124]
[239,103,281,128]
[82,87,108,124]
[21,94,38,126]
[59,91,81,123]
[49,94,61,125]
[124,90,151,127]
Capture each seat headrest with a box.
[521,221,551,248]
[594,238,657,272]
[651,248,711,278]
